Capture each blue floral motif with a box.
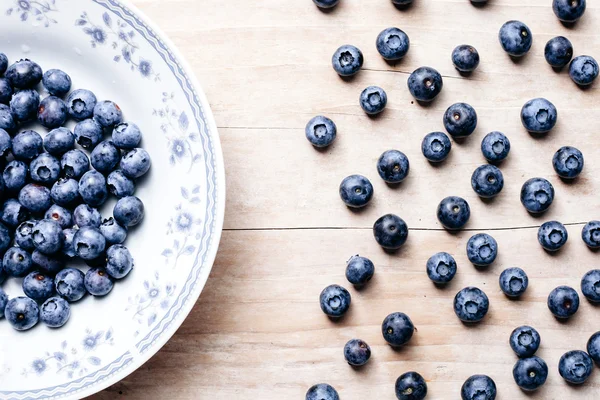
[6,0,58,27]
[75,11,160,81]
[21,329,114,378]
[126,271,176,336]
[154,92,202,171]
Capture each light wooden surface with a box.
[92,0,600,398]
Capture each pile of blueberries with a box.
[0,55,151,332]
[306,0,600,399]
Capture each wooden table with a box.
[92,0,600,398]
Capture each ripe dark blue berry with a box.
[305,384,339,400]
[513,356,548,391]
[444,103,477,138]
[84,267,114,296]
[345,255,374,286]
[587,332,600,365]
[547,285,579,319]
[5,59,42,89]
[553,0,586,22]
[537,221,568,251]
[22,270,54,302]
[481,131,510,162]
[382,312,414,347]
[544,36,573,68]
[5,296,39,331]
[38,96,68,129]
[40,296,70,328]
[305,116,336,148]
[471,165,504,198]
[520,178,554,214]
[66,89,97,120]
[395,371,427,400]
[521,98,557,133]
[581,269,600,302]
[499,267,528,298]
[558,350,593,384]
[553,146,583,179]
[422,132,451,162]
[3,246,33,277]
[452,45,480,72]
[42,69,71,97]
[339,174,373,208]
[376,27,410,61]
[360,86,387,115]
[426,252,457,284]
[373,214,408,250]
[454,287,489,323]
[54,268,86,302]
[407,67,443,102]
[461,375,496,400]
[510,325,540,357]
[332,45,363,76]
[569,55,598,86]
[319,284,351,318]
[466,233,497,266]
[343,338,371,366]
[377,150,409,183]
[10,89,40,122]
[499,20,532,57]
[437,196,470,230]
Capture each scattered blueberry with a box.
[360,86,387,115]
[452,45,480,72]
[305,116,336,148]
[305,384,339,400]
[113,196,144,227]
[32,219,64,254]
[3,160,29,193]
[581,269,600,302]
[3,246,33,277]
[105,244,133,279]
[407,66,443,102]
[587,332,600,365]
[343,338,371,366]
[54,268,86,302]
[569,55,598,86]
[22,270,54,302]
[30,153,61,185]
[44,204,73,229]
[12,130,43,161]
[44,127,75,156]
[513,356,548,391]
[0,78,13,104]
[582,221,600,248]
[10,89,40,122]
[5,59,42,88]
[15,220,37,251]
[38,96,68,129]
[553,0,586,23]
[42,69,71,97]
[382,312,414,346]
[85,267,114,296]
[94,100,123,127]
[51,178,80,207]
[499,20,532,57]
[467,233,498,267]
[32,250,64,274]
[377,150,409,183]
[339,174,373,208]
[426,252,457,284]
[319,284,351,318]
[499,267,529,298]
[510,325,540,357]
[521,98,557,133]
[373,214,408,249]
[538,221,568,251]
[376,27,410,61]
[421,132,451,162]
[112,122,142,150]
[331,45,363,76]
[73,226,106,260]
[4,296,39,331]
[0,104,16,132]
[79,170,108,207]
[395,371,427,400]
[461,375,496,400]
[559,350,593,384]
[553,146,583,179]
[107,170,135,198]
[437,196,470,230]
[547,285,579,319]
[100,217,127,245]
[61,149,90,180]
[471,165,504,198]
[74,118,104,149]
[40,297,70,328]
[66,89,97,120]
[444,103,477,138]
[520,178,554,214]
[544,36,573,68]
[120,148,151,179]
[2,198,29,228]
[454,287,489,323]
[19,184,52,214]
[345,255,374,286]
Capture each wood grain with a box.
[92,0,600,398]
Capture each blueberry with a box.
[79,170,108,207]
[499,20,532,57]
[331,45,363,76]
[54,268,86,302]
[0,221,11,254]
[0,104,16,133]
[582,221,600,248]
[74,118,104,149]
[569,55,598,86]
[553,0,586,22]
[12,129,43,161]
[538,221,568,251]
[391,0,413,5]
[30,153,61,185]
[421,132,451,162]
[44,127,75,156]
[0,289,7,318]
[395,371,427,400]
[100,217,127,244]
[452,45,480,72]
[2,198,29,227]
[90,140,120,173]
[553,146,583,179]
[61,149,90,179]
[339,174,373,208]
[581,269,600,302]
[15,220,37,251]
[544,36,573,68]
[107,170,135,198]
[382,312,414,346]
[84,267,114,296]
[4,296,39,331]
[19,184,51,214]
[444,103,477,138]
[72,205,100,229]
[319,284,351,318]
[312,0,339,8]
[521,98,557,133]
[547,285,579,319]
[305,115,336,148]
[377,150,409,183]
[480,131,510,163]
[66,89,97,120]
[3,160,29,193]
[23,270,54,302]
[426,252,457,284]
[32,250,64,274]
[120,148,151,179]
[407,67,443,102]
[510,325,541,357]
[0,53,7,75]
[5,59,42,88]
[45,204,73,229]
[0,78,13,104]
[499,267,529,298]
[10,89,40,122]
[467,233,498,266]
[345,255,374,286]
[105,244,134,279]
[3,246,33,277]
[461,375,496,400]
[559,350,593,384]
[51,178,80,207]
[62,228,77,258]
[376,27,410,61]
[94,100,123,127]
[373,214,408,249]
[32,219,64,254]
[520,178,554,214]
[343,338,371,366]
[305,384,339,400]
[454,287,489,323]
[437,196,470,230]
[360,86,387,115]
[471,165,504,198]
[38,96,67,129]
[40,296,70,328]
[112,122,142,150]
[513,356,548,390]
[73,226,106,260]
[42,69,71,97]
[113,196,144,227]
[587,332,600,365]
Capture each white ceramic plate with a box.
[0,1,224,398]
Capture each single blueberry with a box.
[382,312,414,346]
[305,384,339,400]
[437,196,470,230]
[32,219,64,254]
[42,69,71,97]
[454,287,489,322]
[544,36,573,68]
[395,371,427,400]
[106,244,134,279]
[45,204,73,229]
[40,296,70,328]
[343,338,371,366]
[553,146,583,179]
[10,89,40,122]
[569,55,598,86]
[345,255,374,286]
[331,45,363,76]
[0,104,16,133]
[312,0,339,8]
[30,153,61,185]
[74,118,104,149]
[499,20,532,57]
[73,204,102,228]
[377,150,409,183]
[54,268,86,302]
[558,350,593,384]
[38,96,67,129]
[2,198,30,228]
[15,220,37,251]
[513,356,548,390]
[107,170,135,198]
[461,375,496,400]
[538,221,568,251]
[113,196,144,227]
[480,131,510,163]
[407,67,443,102]
[0,78,13,104]
[100,217,127,245]
[581,269,600,302]
[91,140,120,173]
[452,45,480,72]
[79,170,108,207]
[94,100,123,128]
[120,148,151,179]
[3,160,29,193]
[319,284,351,318]
[12,130,43,161]
[582,221,600,248]
[467,233,498,266]
[444,103,477,138]
[426,252,457,284]
[305,116,336,148]
[0,129,14,158]
[360,86,387,115]
[4,296,39,331]
[32,250,64,274]
[376,27,410,61]
[0,53,7,75]
[471,165,504,198]
[499,267,529,298]
[547,285,579,319]
[62,228,78,258]
[66,89,97,120]
[587,332,600,365]
[3,246,33,277]
[553,0,586,22]
[112,122,142,150]
[19,184,51,214]
[510,325,541,358]
[85,267,114,296]
[520,178,554,214]
[422,132,451,162]
[44,127,75,156]
[51,178,81,207]
[61,149,90,180]
[5,59,42,88]
[373,214,408,249]
[339,174,373,208]
[521,98,557,133]
[73,226,106,260]
[23,270,54,302]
